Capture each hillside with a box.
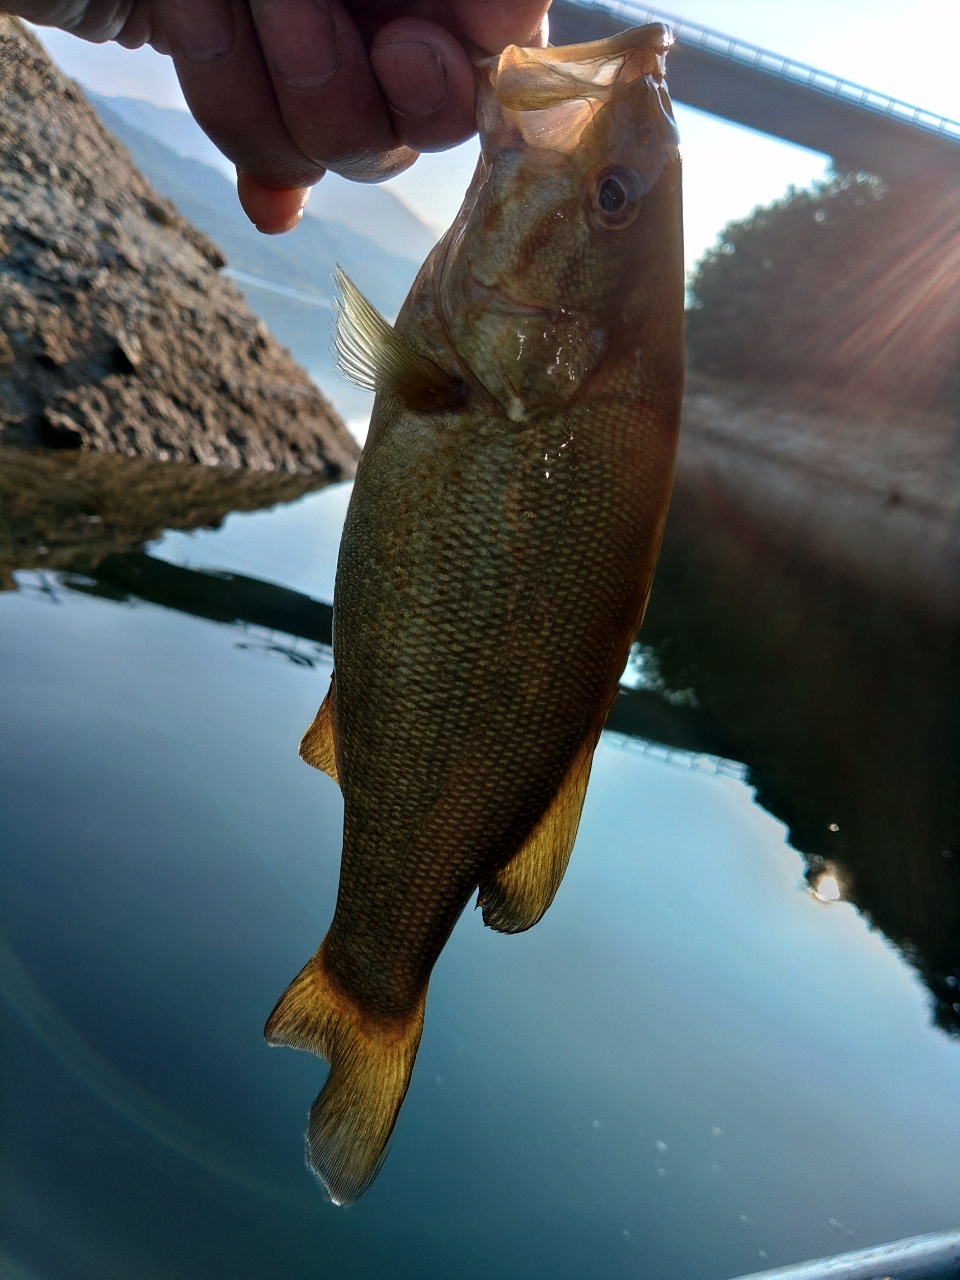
[91,93,438,266]
[87,95,420,420]
[88,95,417,319]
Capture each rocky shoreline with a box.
[0,17,359,478]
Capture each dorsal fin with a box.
[334,268,467,413]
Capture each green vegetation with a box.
[686,173,960,412]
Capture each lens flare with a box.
[812,181,960,409]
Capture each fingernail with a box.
[168,0,235,63]
[254,0,339,89]
[237,173,311,235]
[371,39,449,118]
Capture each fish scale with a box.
[265,22,685,1205]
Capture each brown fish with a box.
[265,23,685,1204]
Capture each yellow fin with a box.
[264,944,425,1205]
[478,738,596,934]
[299,674,339,783]
[333,267,467,413]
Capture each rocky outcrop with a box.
[0,17,360,476]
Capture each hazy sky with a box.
[30,0,960,274]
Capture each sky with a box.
[29,0,960,275]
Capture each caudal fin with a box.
[264,946,425,1205]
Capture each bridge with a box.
[550,1,960,182]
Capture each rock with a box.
[0,17,360,477]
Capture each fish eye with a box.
[589,167,643,229]
[599,178,627,214]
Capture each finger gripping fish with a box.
[264,23,684,1205]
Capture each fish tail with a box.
[264,945,425,1206]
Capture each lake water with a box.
[1,446,958,1280]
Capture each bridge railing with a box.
[571,0,960,145]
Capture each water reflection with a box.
[812,873,842,904]
[0,445,330,588]
[2,443,959,1277]
[62,553,333,655]
[637,458,960,1039]
[5,443,957,1044]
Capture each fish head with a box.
[438,24,683,421]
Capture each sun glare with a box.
[813,874,842,903]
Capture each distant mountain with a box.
[88,94,414,315]
[87,93,420,420]
[90,95,438,265]
[307,175,437,265]
[88,94,231,175]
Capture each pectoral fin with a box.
[478,737,596,934]
[334,268,467,413]
[299,673,339,784]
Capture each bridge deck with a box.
[550,1,960,182]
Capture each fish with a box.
[264,22,685,1205]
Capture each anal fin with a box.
[299,673,339,783]
[478,737,596,934]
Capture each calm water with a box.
[1,448,959,1280]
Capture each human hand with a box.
[9,1,551,232]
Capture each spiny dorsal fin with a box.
[334,267,467,413]
[477,736,596,934]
